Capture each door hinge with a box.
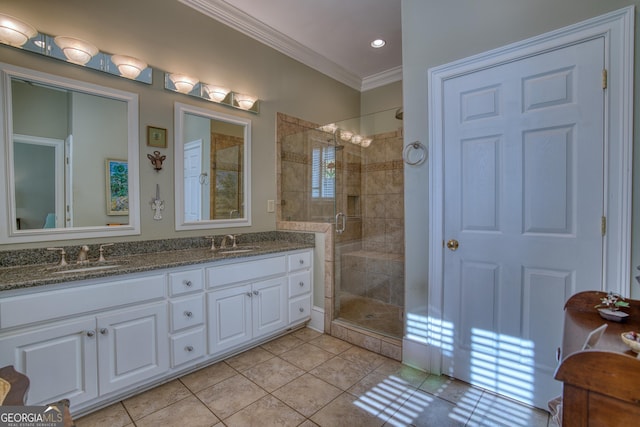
[602,69,608,90]
[601,216,607,236]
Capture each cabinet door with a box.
[208,284,252,355]
[97,303,169,395]
[253,277,287,338]
[0,318,98,406]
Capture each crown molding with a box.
[180,0,364,90]
[361,66,403,92]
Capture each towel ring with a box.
[403,141,427,166]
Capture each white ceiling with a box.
[179,0,402,91]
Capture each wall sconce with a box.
[111,54,147,79]
[147,151,166,172]
[234,93,257,110]
[203,84,230,102]
[54,36,98,65]
[169,73,198,94]
[0,13,37,47]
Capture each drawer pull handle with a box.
[246,292,253,297]
[253,290,259,296]
[299,281,305,287]
[299,259,304,265]
[184,311,193,318]
[299,307,305,313]
[184,280,193,287]
[185,345,194,352]
[86,330,95,337]
[100,328,108,335]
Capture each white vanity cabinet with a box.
[0,274,168,406]
[168,269,206,368]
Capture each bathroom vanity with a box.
[0,241,313,416]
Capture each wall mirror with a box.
[0,62,140,243]
[174,102,251,230]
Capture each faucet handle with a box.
[98,243,114,262]
[206,236,217,251]
[47,247,68,266]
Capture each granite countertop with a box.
[0,238,314,293]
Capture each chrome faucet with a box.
[221,234,237,249]
[77,245,90,264]
[47,247,68,266]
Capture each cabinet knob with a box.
[246,292,253,297]
[185,345,194,352]
[299,259,304,265]
[299,307,305,313]
[183,280,193,287]
[86,330,95,337]
[253,290,259,296]
[299,281,305,287]
[184,311,193,318]
[100,328,108,335]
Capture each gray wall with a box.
[401,0,640,305]
[0,0,361,249]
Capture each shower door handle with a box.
[335,212,346,234]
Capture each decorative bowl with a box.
[598,308,629,322]
[621,331,640,353]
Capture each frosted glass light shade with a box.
[169,73,198,93]
[338,129,353,142]
[234,94,256,110]
[204,85,230,102]
[54,36,98,65]
[0,14,37,47]
[351,135,363,145]
[111,54,147,79]
[361,138,373,148]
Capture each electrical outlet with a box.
[267,199,275,213]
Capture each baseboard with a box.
[308,306,324,332]
[402,338,431,372]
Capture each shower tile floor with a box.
[75,327,554,426]
[337,292,404,338]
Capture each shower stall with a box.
[278,108,404,340]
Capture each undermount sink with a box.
[47,261,124,275]
[217,246,259,254]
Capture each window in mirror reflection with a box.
[175,102,251,230]
[11,78,129,229]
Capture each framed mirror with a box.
[0,62,140,243]
[174,102,251,230]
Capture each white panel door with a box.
[253,276,287,338]
[184,140,203,221]
[442,37,604,408]
[208,284,252,354]
[97,303,169,395]
[0,318,98,406]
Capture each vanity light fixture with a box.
[54,36,98,65]
[371,38,386,48]
[111,54,147,79]
[0,13,37,47]
[234,93,257,110]
[203,84,230,102]
[169,73,198,94]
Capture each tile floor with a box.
[75,328,555,427]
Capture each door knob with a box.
[446,239,459,251]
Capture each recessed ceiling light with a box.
[370,39,386,48]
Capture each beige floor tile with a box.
[223,395,305,427]
[466,391,550,427]
[419,375,483,407]
[311,392,387,427]
[339,345,388,373]
[179,361,236,393]
[291,327,323,342]
[134,395,218,427]
[375,359,429,389]
[272,373,342,417]
[196,374,267,419]
[242,356,304,392]
[225,346,274,372]
[298,420,320,427]
[308,334,353,354]
[279,342,334,370]
[347,370,416,407]
[74,403,132,427]
[260,333,304,355]
[385,389,468,427]
[309,356,369,390]
[122,380,191,420]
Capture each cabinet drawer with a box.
[0,274,166,329]
[289,295,311,324]
[169,269,203,296]
[171,327,205,368]
[207,256,286,288]
[170,295,204,332]
[288,271,311,298]
[288,251,311,272]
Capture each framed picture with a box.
[147,126,167,148]
[105,159,129,215]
